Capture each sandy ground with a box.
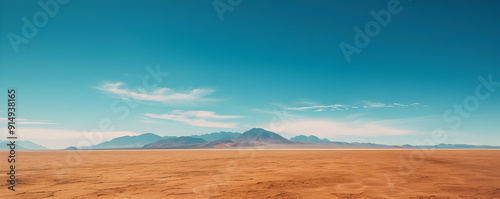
[1,150,499,198]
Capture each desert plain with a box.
[1,149,499,198]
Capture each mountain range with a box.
[81,128,500,150]
[3,128,500,150]
[144,136,208,149]
[143,128,293,149]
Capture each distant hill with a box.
[144,137,207,149]
[65,146,78,150]
[191,131,241,141]
[290,135,331,143]
[0,140,49,151]
[91,133,169,149]
[233,128,294,145]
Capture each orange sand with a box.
[1,150,499,198]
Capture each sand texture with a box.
[1,150,499,198]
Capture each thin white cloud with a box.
[364,101,394,108]
[410,102,429,107]
[174,110,243,119]
[251,108,279,115]
[97,82,217,105]
[0,118,58,125]
[261,118,412,137]
[287,104,351,111]
[284,101,427,112]
[144,110,243,128]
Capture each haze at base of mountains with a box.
[3,128,499,151]
[67,128,500,150]
[0,140,49,151]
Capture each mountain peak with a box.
[191,131,241,141]
[233,128,293,144]
[137,133,161,137]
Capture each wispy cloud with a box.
[285,101,427,112]
[286,104,351,111]
[363,101,394,108]
[0,118,58,125]
[144,110,243,128]
[97,82,217,105]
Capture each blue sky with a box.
[1,0,499,149]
